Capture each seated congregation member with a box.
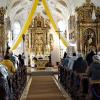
[0,73,9,100]
[86,55,100,100]
[97,51,100,56]
[0,64,10,100]
[87,55,100,80]
[67,53,77,85]
[9,51,15,65]
[0,55,16,74]
[72,54,89,94]
[68,52,77,70]
[9,51,19,70]
[86,50,95,66]
[73,54,87,73]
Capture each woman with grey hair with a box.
[86,55,100,100]
[88,55,100,80]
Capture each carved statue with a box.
[88,33,94,45]
[35,34,44,56]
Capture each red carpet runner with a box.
[26,76,66,100]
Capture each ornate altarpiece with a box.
[76,0,100,54]
[0,7,6,56]
[26,14,50,57]
[25,14,51,69]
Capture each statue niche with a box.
[27,14,50,57]
[35,33,44,55]
[84,28,96,53]
[37,21,41,27]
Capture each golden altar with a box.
[36,59,49,70]
[25,14,50,56]
[25,14,52,68]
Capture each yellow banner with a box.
[42,0,68,47]
[11,0,39,50]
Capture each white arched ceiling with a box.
[0,0,100,33]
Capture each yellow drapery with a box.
[11,0,68,50]
[42,0,68,47]
[11,0,39,50]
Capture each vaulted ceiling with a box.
[0,0,100,30]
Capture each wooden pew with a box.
[86,80,100,100]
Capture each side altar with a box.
[25,14,51,69]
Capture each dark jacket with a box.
[88,62,100,80]
[86,51,95,66]
[18,55,24,66]
[62,57,70,67]
[73,57,87,73]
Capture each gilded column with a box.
[0,7,5,55]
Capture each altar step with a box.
[31,71,58,76]
[27,67,58,76]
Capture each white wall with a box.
[50,27,67,66]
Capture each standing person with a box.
[18,54,24,67]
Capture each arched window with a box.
[58,20,66,34]
[13,21,21,40]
